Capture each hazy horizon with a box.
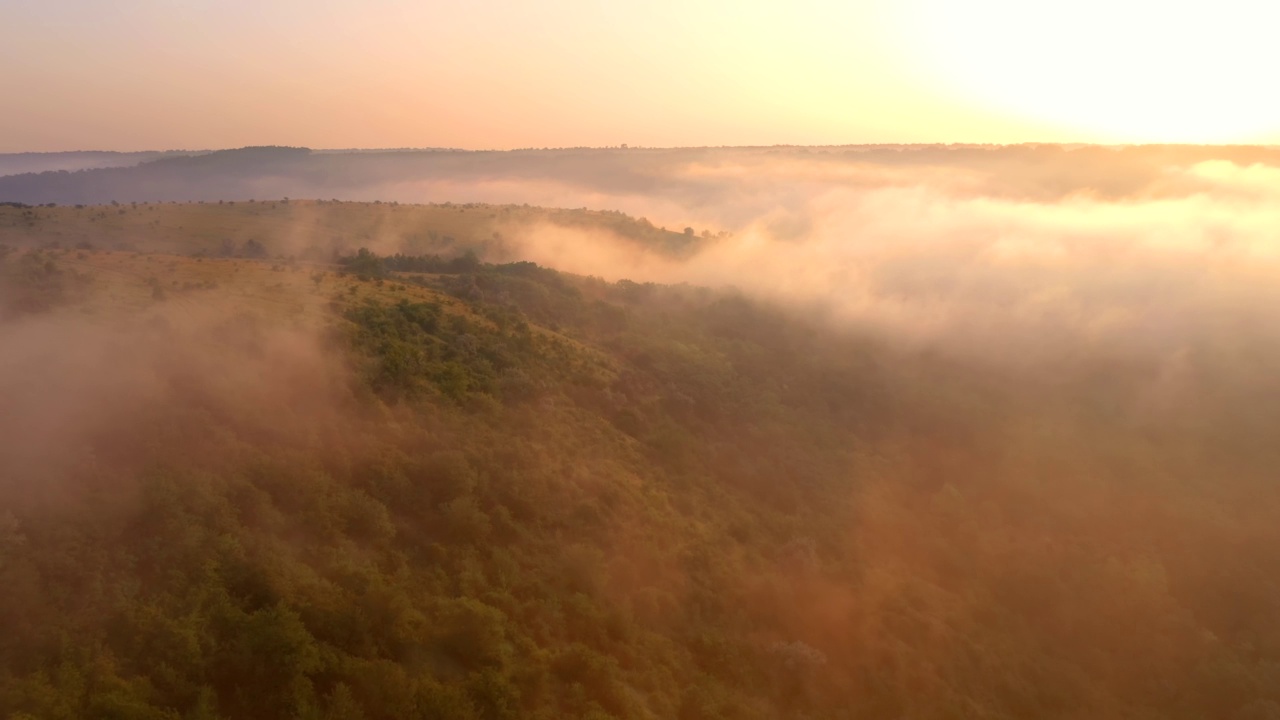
[8,0,1280,152]
[10,140,1280,155]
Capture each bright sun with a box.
[900,0,1280,143]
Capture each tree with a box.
[345,248,387,280]
[242,239,269,258]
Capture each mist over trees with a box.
[3,154,1280,719]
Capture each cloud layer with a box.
[493,156,1280,371]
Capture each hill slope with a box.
[2,204,1280,720]
[0,151,200,179]
[0,200,704,261]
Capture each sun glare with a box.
[901,0,1280,143]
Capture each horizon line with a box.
[6,141,1280,155]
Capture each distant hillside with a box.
[0,200,707,261]
[0,150,202,178]
[6,144,1280,209]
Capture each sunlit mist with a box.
[5,0,1279,150]
[901,0,1280,142]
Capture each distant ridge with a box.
[4,143,1280,206]
[0,150,206,178]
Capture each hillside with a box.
[7,144,1280,209]
[0,152,201,179]
[0,200,705,262]
[3,203,1280,720]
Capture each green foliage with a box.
[4,246,1280,720]
[340,248,387,280]
[342,283,562,406]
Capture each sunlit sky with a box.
[3,0,1280,151]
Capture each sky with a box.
[3,0,1280,152]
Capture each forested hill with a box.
[2,203,1280,719]
[0,199,707,262]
